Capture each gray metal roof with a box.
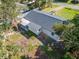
[24,10,64,32]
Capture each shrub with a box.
[63,52,76,59]
[53,23,66,35]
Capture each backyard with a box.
[5,32,44,59]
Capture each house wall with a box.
[20,18,42,35]
[19,24,29,31]
[20,23,42,35]
[42,29,60,41]
[27,23,42,35]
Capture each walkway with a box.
[53,2,79,10]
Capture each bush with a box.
[53,23,66,35]
[71,14,79,26]
[63,52,76,59]
[53,23,75,35]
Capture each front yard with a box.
[55,8,79,20]
[42,5,59,13]
[42,4,79,20]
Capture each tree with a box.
[0,40,22,59]
[47,0,52,8]
[0,21,11,59]
[0,0,21,31]
[71,14,79,26]
[34,0,46,10]
[0,0,20,42]
[0,1,21,58]
[63,52,76,59]
[20,0,27,3]
[53,23,66,35]
[61,27,79,58]
[53,22,75,35]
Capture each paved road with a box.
[53,2,79,10]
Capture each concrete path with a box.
[53,2,79,10]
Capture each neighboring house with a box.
[20,9,67,41]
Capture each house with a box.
[20,9,67,41]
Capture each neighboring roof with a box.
[24,10,64,32]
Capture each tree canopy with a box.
[61,26,79,58]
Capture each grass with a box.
[55,8,79,20]
[42,5,59,13]
[76,4,79,6]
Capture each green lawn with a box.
[42,5,59,13]
[76,4,79,6]
[55,8,79,20]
